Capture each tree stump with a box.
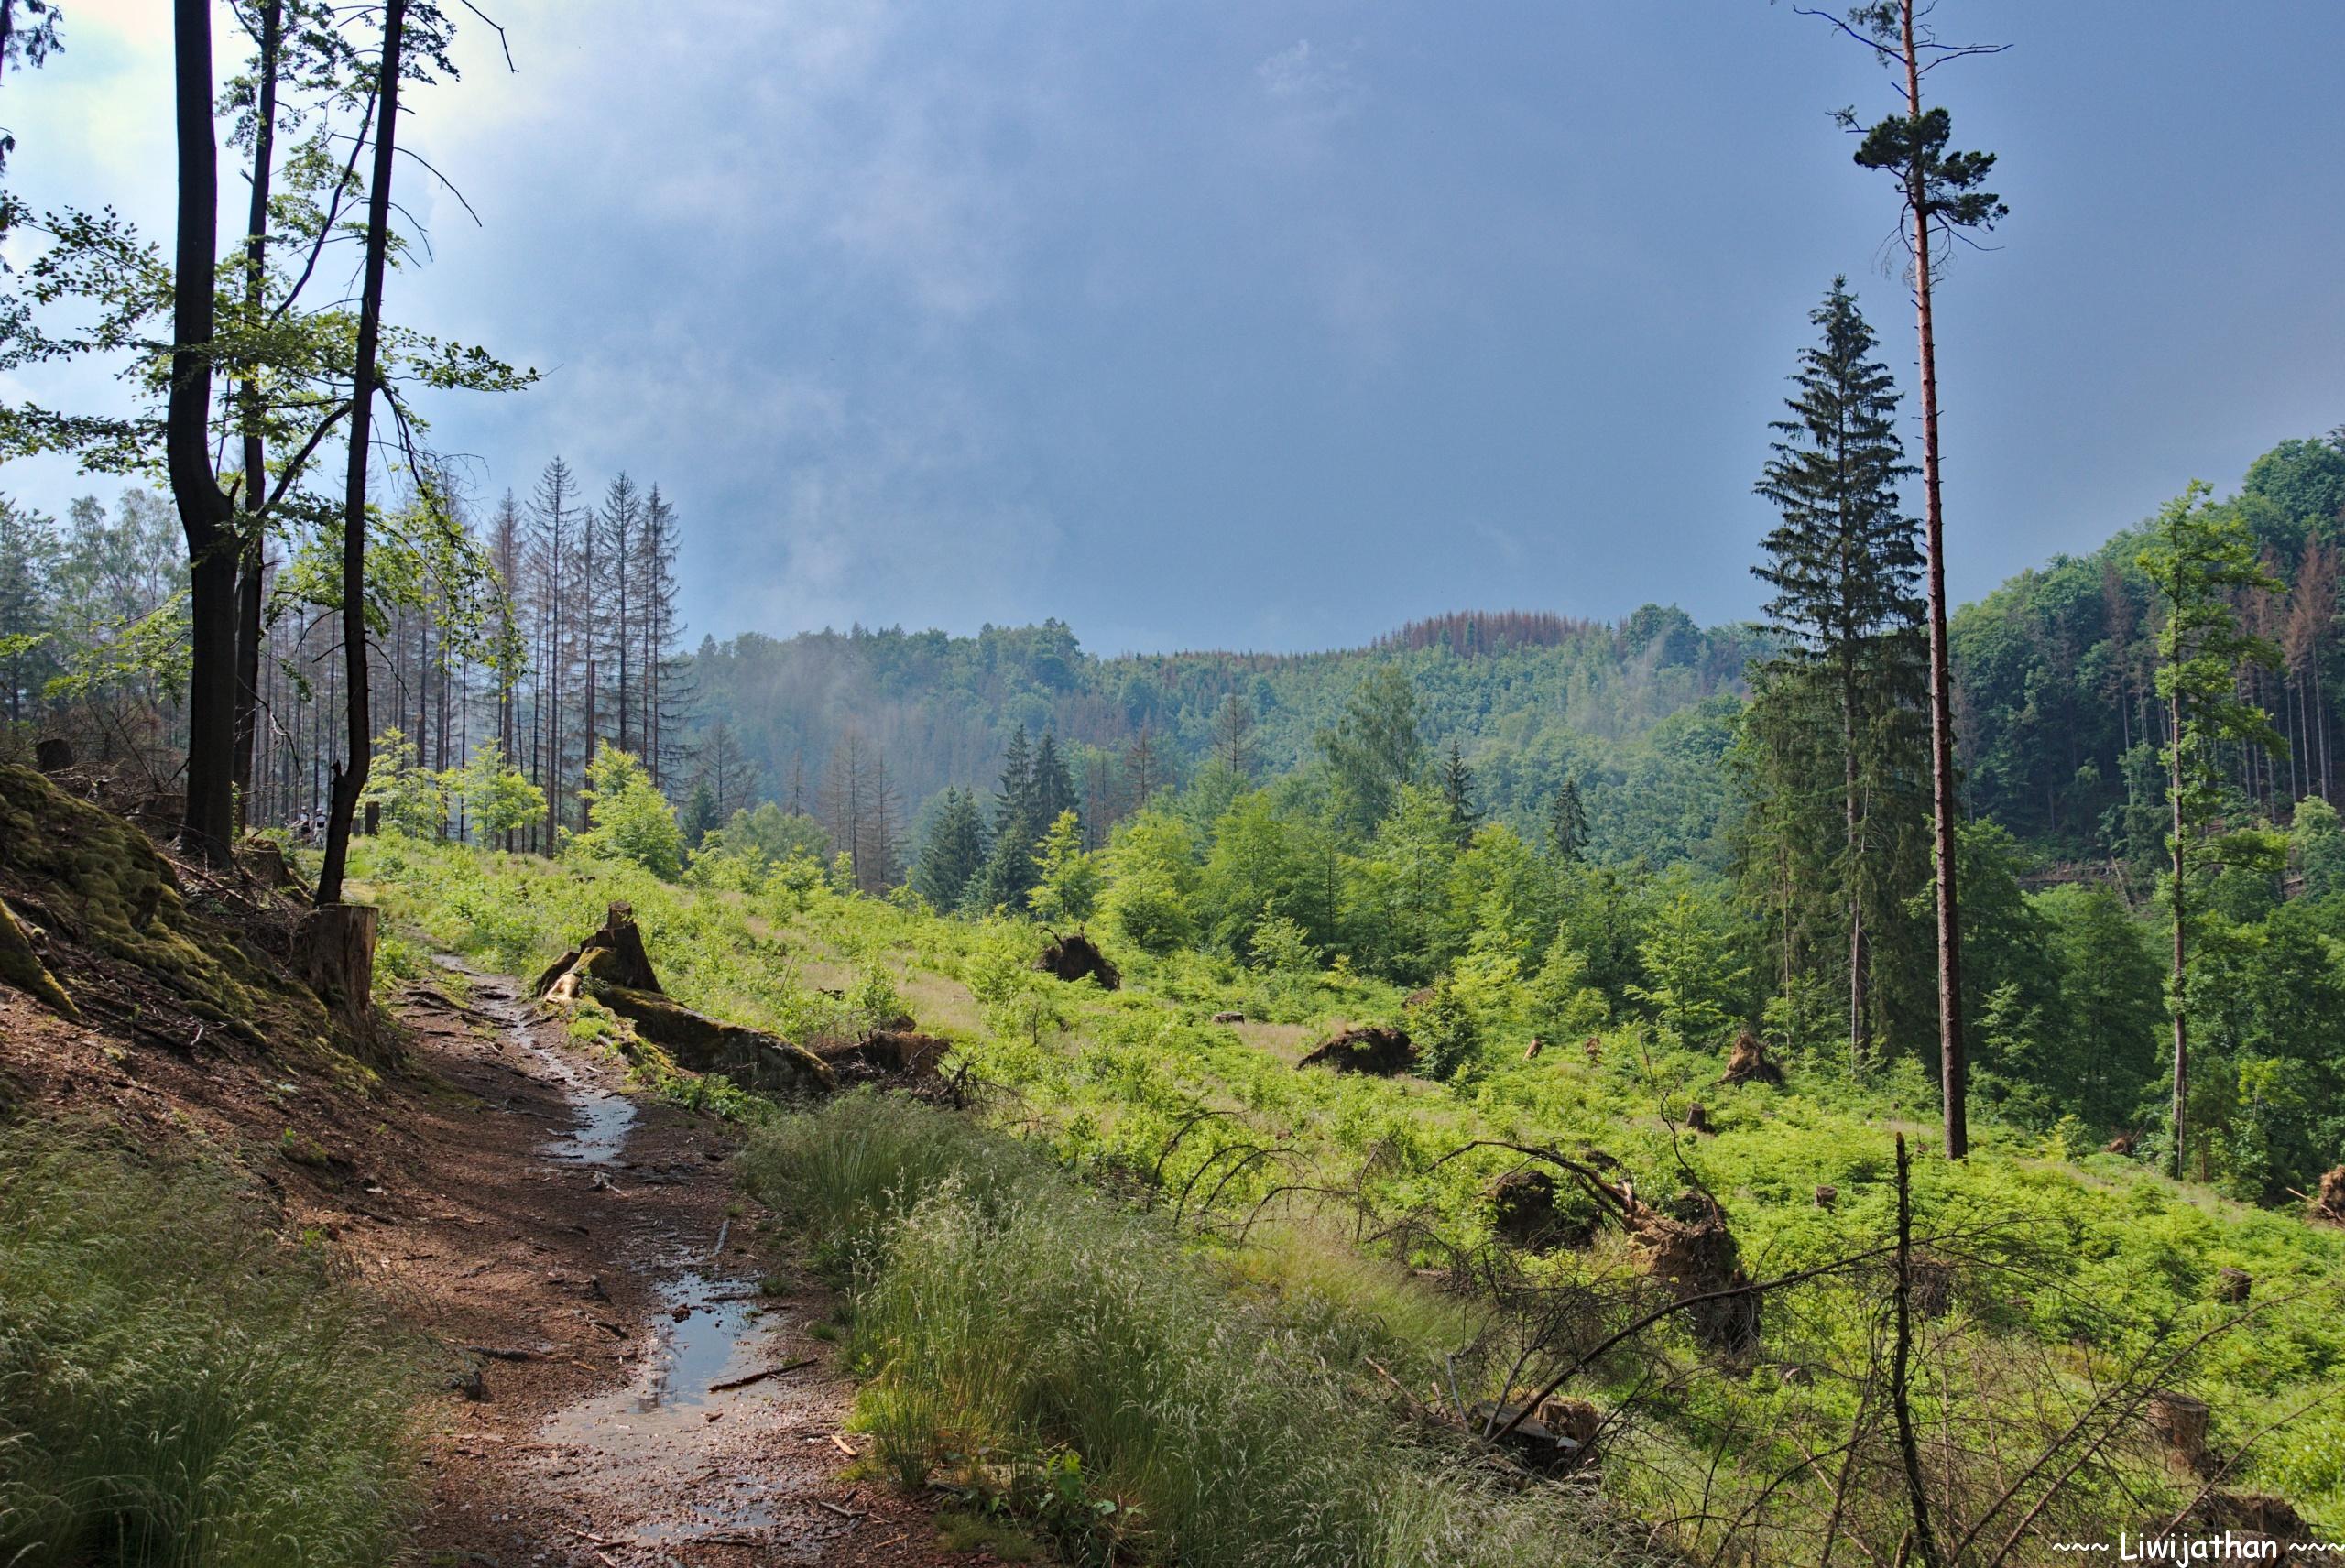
[33,738,71,774]
[362,801,381,836]
[1684,1101,1713,1135]
[2145,1390,2212,1475]
[296,904,378,1032]
[1522,1036,1545,1061]
[2216,1268,2252,1304]
[1814,1184,1838,1211]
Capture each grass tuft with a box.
[0,1126,426,1567]
[741,1092,1644,1568]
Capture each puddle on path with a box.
[529,1043,638,1167]
[431,953,638,1166]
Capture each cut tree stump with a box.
[296,904,378,1035]
[2145,1390,2212,1475]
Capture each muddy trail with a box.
[386,959,953,1567]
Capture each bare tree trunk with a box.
[1900,0,1966,1160]
[1892,1133,1941,1568]
[169,0,239,865]
[316,0,406,907]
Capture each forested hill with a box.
[680,430,2345,881]
[683,605,1770,866]
[1949,433,2345,875]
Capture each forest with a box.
[2,2,2343,1566]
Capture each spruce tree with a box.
[1745,278,1929,1071]
[913,788,987,911]
[1545,774,1589,864]
[1439,736,1479,844]
[970,725,1042,911]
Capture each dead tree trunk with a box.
[1892,1132,1942,1568]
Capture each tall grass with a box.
[0,1128,425,1567]
[740,1093,1649,1567]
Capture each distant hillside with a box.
[682,605,1769,866]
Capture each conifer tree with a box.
[1797,0,2009,1160]
[913,787,987,911]
[1439,735,1479,845]
[1745,278,1929,1071]
[1545,774,1589,864]
[971,724,1044,911]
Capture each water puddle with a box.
[431,953,638,1166]
[542,1272,780,1444]
[529,1042,638,1167]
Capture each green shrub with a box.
[0,1128,425,1566]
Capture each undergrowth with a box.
[740,1092,1648,1568]
[353,834,2345,1539]
[0,1126,426,1567]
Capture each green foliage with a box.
[0,1128,423,1567]
[1738,278,1933,1060]
[1627,887,1750,1048]
[1317,665,1427,832]
[1027,810,1101,930]
[1099,810,1199,954]
[567,742,686,879]
[356,835,2345,1535]
[1523,927,1609,1046]
[442,738,544,843]
[912,787,987,912]
[2294,797,2345,900]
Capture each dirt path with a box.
[365,960,953,1568]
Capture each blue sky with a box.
[6,2,2342,654]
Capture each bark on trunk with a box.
[231,5,279,832]
[1845,658,1871,1072]
[1902,0,1966,1160]
[294,901,377,1034]
[315,0,406,906]
[169,0,238,865]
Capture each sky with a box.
[5,2,2343,656]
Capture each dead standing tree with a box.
[1794,0,2009,1160]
